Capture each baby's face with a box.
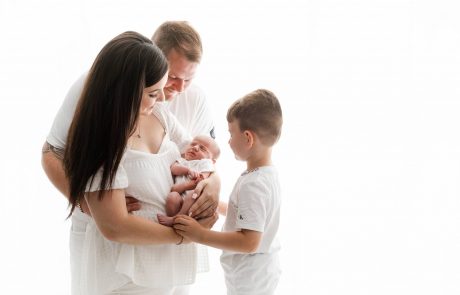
[184,138,214,161]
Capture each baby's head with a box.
[227,89,283,152]
[184,135,220,162]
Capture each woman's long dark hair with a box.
[64,31,168,216]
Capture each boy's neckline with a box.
[241,167,259,176]
[241,165,273,176]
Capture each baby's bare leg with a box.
[165,191,183,216]
[158,191,196,227]
[175,191,196,216]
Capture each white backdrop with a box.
[1,0,460,294]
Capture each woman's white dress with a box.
[69,104,207,295]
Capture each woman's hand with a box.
[188,172,221,219]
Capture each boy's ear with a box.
[243,130,254,147]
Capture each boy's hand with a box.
[173,215,205,242]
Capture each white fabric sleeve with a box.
[235,180,269,233]
[46,72,87,149]
[189,86,215,138]
[195,159,215,173]
[85,164,128,192]
[167,84,215,138]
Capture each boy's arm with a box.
[173,215,262,253]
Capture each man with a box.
[153,21,216,139]
[42,21,219,218]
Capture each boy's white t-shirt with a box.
[220,166,281,295]
[47,73,215,149]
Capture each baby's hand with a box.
[188,170,200,180]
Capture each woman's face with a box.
[139,71,168,116]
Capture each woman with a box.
[64,31,215,294]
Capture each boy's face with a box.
[184,137,214,161]
[228,120,249,161]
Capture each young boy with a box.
[157,135,220,226]
[173,89,283,295]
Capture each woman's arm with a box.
[86,189,182,245]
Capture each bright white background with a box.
[1,0,460,294]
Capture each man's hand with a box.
[188,172,221,219]
[173,215,206,243]
[126,196,141,213]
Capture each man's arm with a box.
[41,141,140,214]
[41,142,69,198]
[173,215,261,253]
[188,171,220,219]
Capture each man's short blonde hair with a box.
[152,21,203,63]
[227,89,283,146]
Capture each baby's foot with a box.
[157,214,174,227]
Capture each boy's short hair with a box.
[152,21,203,63]
[227,89,283,146]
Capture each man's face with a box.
[164,49,199,101]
